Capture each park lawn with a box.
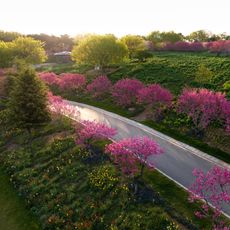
[0,169,40,230]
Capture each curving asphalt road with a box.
[66,100,230,216]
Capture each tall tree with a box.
[71,34,128,69]
[8,66,50,132]
[120,35,146,59]
[12,37,47,64]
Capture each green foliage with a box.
[187,30,211,42]
[147,31,184,46]
[8,66,50,131]
[0,40,14,67]
[113,208,179,230]
[88,164,119,191]
[109,53,230,94]
[71,34,128,68]
[0,169,40,230]
[223,80,230,98]
[120,35,146,59]
[0,37,47,68]
[194,64,214,84]
[12,37,47,64]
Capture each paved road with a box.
[66,100,230,216]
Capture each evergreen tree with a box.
[8,66,50,132]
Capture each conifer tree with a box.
[8,66,50,132]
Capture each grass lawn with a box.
[0,169,40,230]
[1,110,226,229]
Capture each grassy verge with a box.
[0,169,40,230]
[143,120,230,164]
[1,112,226,229]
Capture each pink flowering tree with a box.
[189,166,230,229]
[76,120,117,148]
[105,136,163,177]
[221,100,230,134]
[38,72,60,87]
[112,78,144,107]
[59,73,86,92]
[47,92,80,120]
[177,88,228,133]
[86,76,112,98]
[138,84,173,119]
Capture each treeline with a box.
[1,29,230,54]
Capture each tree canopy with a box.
[71,34,128,68]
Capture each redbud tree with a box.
[86,76,112,98]
[105,136,163,177]
[59,73,86,91]
[47,92,80,120]
[75,120,117,147]
[112,78,144,107]
[177,88,229,132]
[138,84,173,118]
[38,72,60,86]
[189,166,230,230]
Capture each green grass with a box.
[143,120,230,163]
[1,113,224,229]
[109,53,230,95]
[0,169,40,230]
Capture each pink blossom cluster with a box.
[105,136,163,176]
[178,88,229,131]
[112,78,144,107]
[76,120,117,145]
[39,72,86,91]
[47,92,80,119]
[59,73,86,90]
[162,41,206,52]
[38,72,60,86]
[138,84,173,109]
[206,40,230,54]
[189,166,230,229]
[87,76,112,98]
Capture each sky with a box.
[1,0,230,37]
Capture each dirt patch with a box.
[0,76,6,97]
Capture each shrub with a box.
[38,72,60,86]
[112,78,144,107]
[194,65,214,84]
[138,84,173,118]
[59,73,86,91]
[177,88,228,132]
[87,76,112,98]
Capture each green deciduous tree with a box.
[120,35,146,59]
[187,30,211,42]
[8,66,50,132]
[71,34,128,69]
[12,37,47,64]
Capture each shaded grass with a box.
[0,169,40,230]
[143,120,230,164]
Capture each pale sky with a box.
[1,0,230,37]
